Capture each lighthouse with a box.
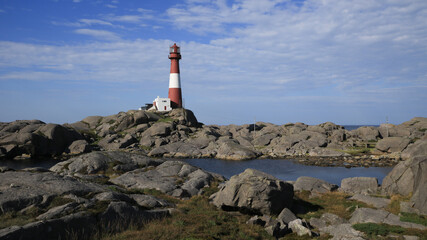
[168,43,182,108]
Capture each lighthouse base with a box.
[168,88,182,108]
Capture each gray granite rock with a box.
[340,177,379,194]
[210,168,293,215]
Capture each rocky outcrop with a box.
[382,155,427,214]
[0,120,85,159]
[2,110,426,165]
[210,169,293,215]
[0,171,103,213]
[111,160,222,198]
[0,151,226,240]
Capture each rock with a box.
[277,208,297,225]
[148,142,203,158]
[210,169,294,215]
[293,176,338,194]
[408,156,427,215]
[350,208,426,230]
[340,177,379,194]
[350,194,391,209]
[111,161,217,198]
[378,124,411,138]
[354,126,379,141]
[98,134,137,150]
[36,202,79,220]
[382,155,427,215]
[376,137,411,153]
[141,122,174,138]
[264,222,282,238]
[0,212,97,240]
[130,194,171,209]
[320,223,364,240]
[310,213,347,229]
[214,139,257,160]
[35,123,84,155]
[50,151,162,175]
[94,192,133,203]
[81,116,103,128]
[288,219,312,236]
[67,139,91,154]
[0,171,103,213]
[166,108,199,127]
[402,137,427,159]
[253,133,277,146]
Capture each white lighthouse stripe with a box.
[169,73,181,88]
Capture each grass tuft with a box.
[400,212,427,226]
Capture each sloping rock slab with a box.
[210,168,293,215]
[320,223,365,240]
[350,208,426,230]
[0,171,103,212]
[350,194,391,209]
[50,151,163,175]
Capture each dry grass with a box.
[295,191,371,220]
[104,195,274,240]
[385,194,412,215]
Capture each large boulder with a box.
[166,108,199,127]
[401,136,427,159]
[340,177,379,194]
[210,169,293,215]
[353,126,379,141]
[375,137,410,153]
[382,156,427,214]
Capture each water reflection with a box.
[182,158,392,185]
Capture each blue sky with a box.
[0,0,426,125]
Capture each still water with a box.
[182,158,392,185]
[0,157,393,186]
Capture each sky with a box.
[0,0,426,126]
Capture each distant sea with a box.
[343,125,380,131]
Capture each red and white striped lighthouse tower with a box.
[168,43,182,108]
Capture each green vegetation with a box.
[295,191,371,220]
[419,128,427,132]
[338,146,372,156]
[353,223,427,239]
[400,212,427,226]
[103,195,274,240]
[157,117,174,123]
[0,196,74,229]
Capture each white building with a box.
[151,96,172,112]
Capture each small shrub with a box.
[400,212,427,226]
[353,223,405,236]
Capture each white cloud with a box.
[73,0,81,3]
[79,19,113,26]
[74,29,120,40]
[106,4,117,9]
